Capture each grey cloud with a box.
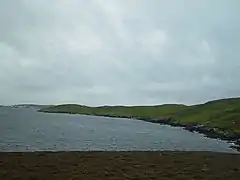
[0,0,239,106]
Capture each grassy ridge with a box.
[40,98,240,133]
[171,98,240,132]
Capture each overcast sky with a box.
[0,0,239,106]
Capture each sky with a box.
[0,0,239,106]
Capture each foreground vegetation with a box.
[0,151,239,180]
[40,97,240,133]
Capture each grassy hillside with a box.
[172,98,240,132]
[40,104,188,119]
[40,98,240,133]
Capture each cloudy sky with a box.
[0,0,239,106]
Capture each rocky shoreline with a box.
[91,114,240,151]
[40,110,240,151]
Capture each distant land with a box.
[40,97,240,150]
[11,104,52,110]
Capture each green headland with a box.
[40,97,240,148]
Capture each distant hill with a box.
[12,104,52,110]
[40,97,240,134]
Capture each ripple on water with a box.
[0,108,239,153]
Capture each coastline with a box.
[90,114,239,152]
[40,110,240,151]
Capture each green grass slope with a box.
[40,98,240,133]
[40,104,187,119]
[172,98,240,132]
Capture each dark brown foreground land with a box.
[0,152,240,180]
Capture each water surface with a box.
[0,107,237,153]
